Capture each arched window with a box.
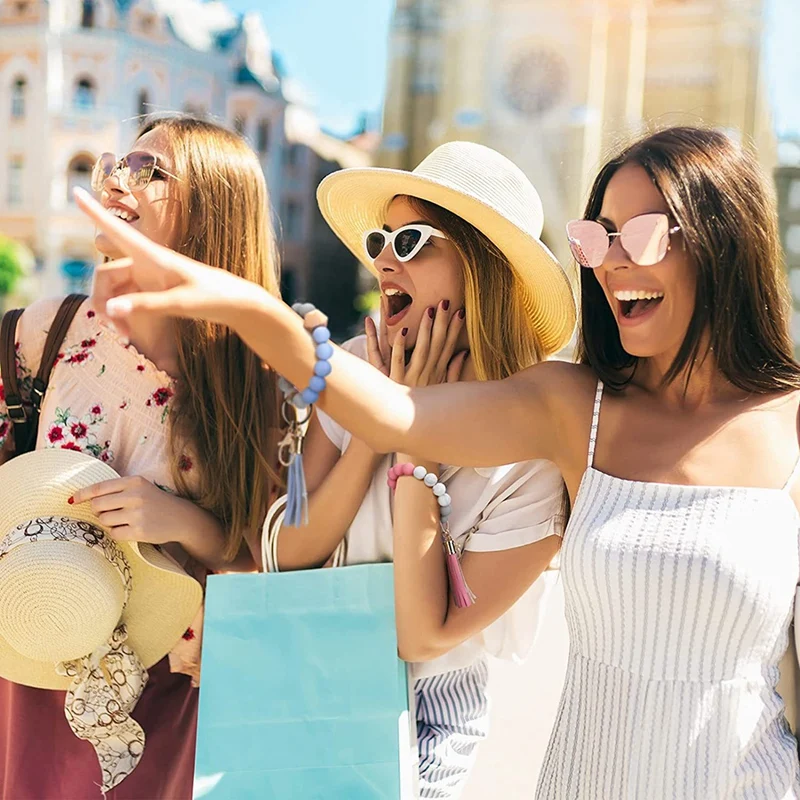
[256,119,269,154]
[74,77,96,110]
[11,77,25,119]
[81,0,95,28]
[67,154,94,202]
[137,89,149,119]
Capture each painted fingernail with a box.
[427,307,435,319]
[458,308,466,319]
[67,496,74,505]
[402,327,409,336]
[442,300,450,311]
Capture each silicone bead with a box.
[413,466,427,480]
[315,342,334,361]
[432,482,446,497]
[301,388,319,405]
[314,360,332,378]
[423,473,437,488]
[312,326,331,344]
[437,493,451,507]
[278,376,294,395]
[294,302,316,317]
[292,395,310,410]
[308,376,326,393]
[440,505,452,517]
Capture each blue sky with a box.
[228,0,799,139]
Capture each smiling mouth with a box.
[385,288,413,323]
[614,290,664,319]
[107,206,139,224]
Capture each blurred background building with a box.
[380,0,776,267]
[0,0,373,334]
[776,139,800,353]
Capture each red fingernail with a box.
[427,307,435,319]
[458,308,466,319]
[402,327,409,336]
[442,300,450,311]
[67,497,74,505]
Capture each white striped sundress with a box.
[537,380,800,799]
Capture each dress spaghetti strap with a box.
[587,380,604,469]
[782,453,800,493]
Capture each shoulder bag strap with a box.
[30,293,88,417]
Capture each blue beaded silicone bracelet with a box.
[282,302,333,409]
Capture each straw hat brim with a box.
[0,450,203,690]
[317,167,576,355]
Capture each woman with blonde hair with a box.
[0,116,281,799]
[244,142,574,797]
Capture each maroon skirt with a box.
[0,656,197,799]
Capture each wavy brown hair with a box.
[403,196,544,380]
[577,126,800,393]
[139,116,282,560]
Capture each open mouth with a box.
[107,206,139,224]
[384,287,413,324]
[614,290,664,320]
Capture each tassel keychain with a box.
[277,303,333,528]
[387,462,477,608]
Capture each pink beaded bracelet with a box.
[387,462,475,608]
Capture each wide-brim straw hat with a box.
[317,140,576,355]
[0,449,203,690]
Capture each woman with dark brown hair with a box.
[78,125,800,797]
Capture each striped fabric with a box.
[537,381,800,799]
[415,657,490,799]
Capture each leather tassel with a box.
[443,531,476,608]
[284,454,309,527]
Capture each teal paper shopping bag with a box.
[193,564,418,799]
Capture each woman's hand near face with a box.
[365,301,468,387]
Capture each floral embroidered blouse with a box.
[0,296,204,673]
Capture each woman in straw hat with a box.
[261,141,573,797]
[0,116,282,799]
[76,125,800,798]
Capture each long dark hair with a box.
[577,126,800,393]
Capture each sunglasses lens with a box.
[394,228,422,259]
[365,231,387,260]
[91,153,116,191]
[566,220,608,268]
[620,213,670,266]
[125,152,156,191]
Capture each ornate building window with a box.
[74,77,96,110]
[67,154,94,202]
[81,0,95,28]
[11,77,26,119]
[8,157,23,206]
[256,119,269,154]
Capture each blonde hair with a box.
[405,196,544,381]
[139,116,282,561]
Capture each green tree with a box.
[0,236,24,309]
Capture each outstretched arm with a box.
[76,188,569,469]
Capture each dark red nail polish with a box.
[402,327,409,336]
[427,307,435,319]
[67,497,74,505]
[442,300,450,311]
[458,308,466,319]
